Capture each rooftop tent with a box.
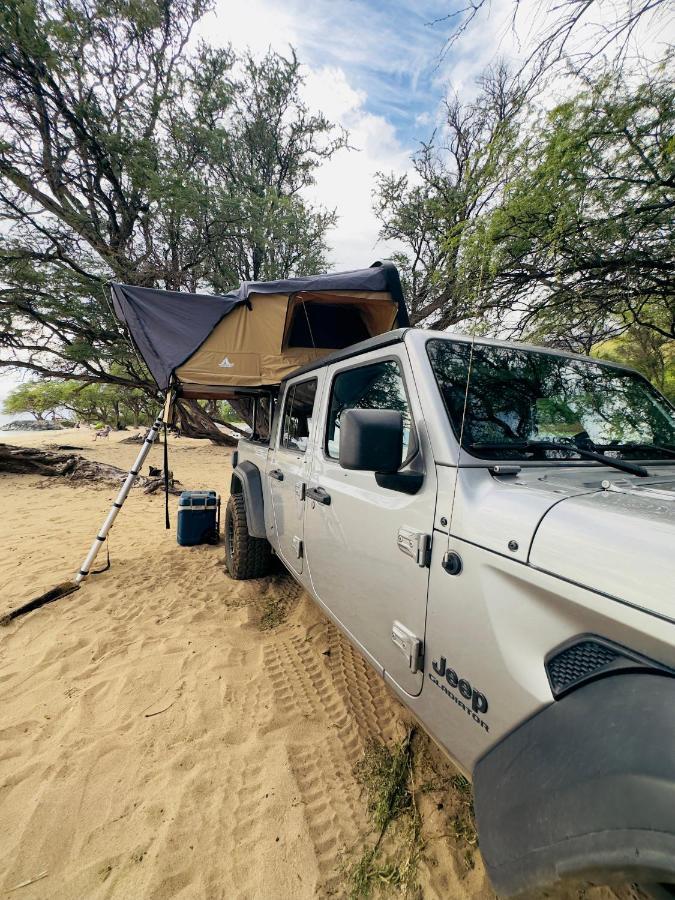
[110,261,409,399]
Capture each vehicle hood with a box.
[529,472,675,621]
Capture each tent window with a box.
[280,378,318,453]
[286,302,370,349]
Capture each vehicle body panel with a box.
[530,475,675,620]
[230,326,675,891]
[398,530,675,772]
[267,373,326,576]
[303,344,436,697]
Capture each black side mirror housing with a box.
[338,409,403,474]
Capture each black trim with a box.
[375,469,424,494]
[544,634,674,698]
[96,535,106,542]
[230,461,266,539]
[474,674,675,896]
[113,502,123,509]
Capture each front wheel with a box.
[224,493,272,580]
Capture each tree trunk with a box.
[0,443,182,492]
[174,399,236,446]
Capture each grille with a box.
[547,640,620,695]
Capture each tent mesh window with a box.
[546,640,619,695]
[286,302,370,349]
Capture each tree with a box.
[484,60,674,352]
[436,1,673,74]
[55,381,158,427]
[193,48,342,289]
[595,327,675,402]
[2,378,158,426]
[0,0,344,437]
[374,63,525,329]
[3,380,64,421]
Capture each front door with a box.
[303,350,436,696]
[268,377,320,576]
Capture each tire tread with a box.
[225,493,272,579]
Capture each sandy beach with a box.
[0,429,628,899]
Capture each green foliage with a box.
[349,732,421,898]
[2,380,64,420]
[374,54,674,386]
[3,378,156,426]
[594,328,675,403]
[356,736,414,833]
[374,62,526,329]
[486,57,674,353]
[0,0,344,396]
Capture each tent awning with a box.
[111,261,409,396]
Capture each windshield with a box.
[427,339,675,462]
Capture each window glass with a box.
[280,379,317,453]
[326,359,412,461]
[427,339,675,461]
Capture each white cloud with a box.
[201,0,298,56]
[432,0,675,104]
[196,1,419,271]
[302,67,411,269]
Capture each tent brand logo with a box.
[219,357,235,369]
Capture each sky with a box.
[195,0,673,270]
[1,0,673,420]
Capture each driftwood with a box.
[120,432,164,445]
[45,443,86,451]
[0,444,182,494]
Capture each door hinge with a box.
[391,621,424,673]
[295,481,306,501]
[292,536,303,559]
[397,528,431,567]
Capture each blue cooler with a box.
[177,490,220,546]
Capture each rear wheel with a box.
[224,493,272,579]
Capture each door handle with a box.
[307,486,331,505]
[269,469,284,481]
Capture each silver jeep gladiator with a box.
[224,327,675,897]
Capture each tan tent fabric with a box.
[110,262,409,398]
[175,289,397,390]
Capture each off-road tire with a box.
[224,493,272,579]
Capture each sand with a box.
[0,429,626,899]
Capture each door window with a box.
[280,379,317,453]
[326,359,412,462]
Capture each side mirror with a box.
[338,409,403,474]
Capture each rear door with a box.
[303,347,436,696]
[268,376,320,576]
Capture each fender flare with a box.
[230,461,267,539]
[473,673,675,896]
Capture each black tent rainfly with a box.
[110,261,409,403]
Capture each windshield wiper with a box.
[467,440,650,478]
[596,441,675,459]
